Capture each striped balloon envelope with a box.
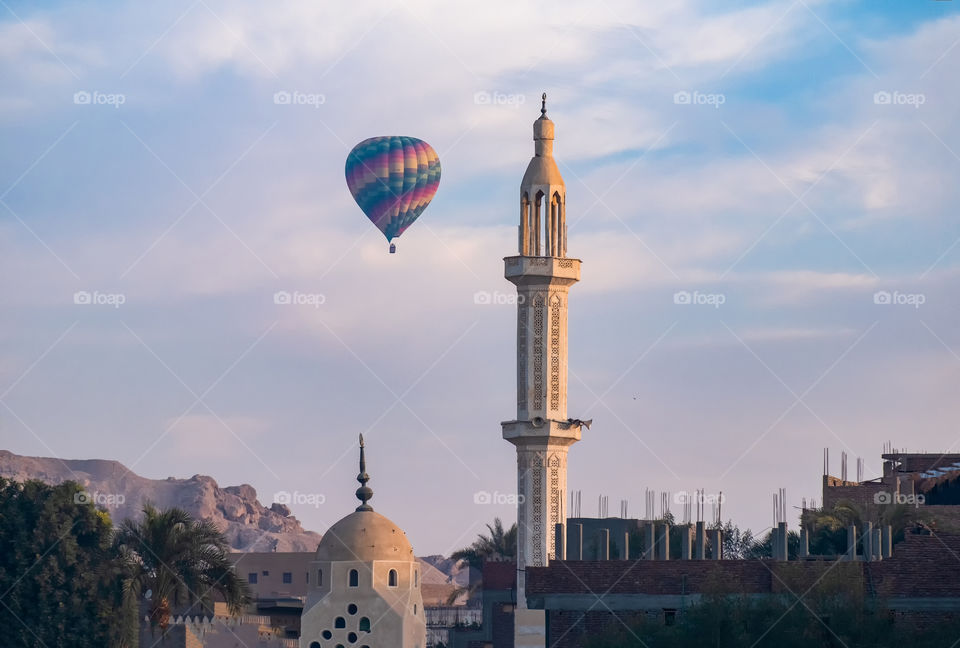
[345,136,441,253]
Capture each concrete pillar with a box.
[621,532,630,560]
[847,525,857,561]
[709,529,722,560]
[657,524,671,561]
[872,527,883,561]
[597,528,610,560]
[644,523,656,560]
[777,522,788,561]
[799,528,809,558]
[882,525,892,558]
[863,522,873,562]
[680,526,692,560]
[571,523,583,560]
[695,521,706,559]
[554,523,565,561]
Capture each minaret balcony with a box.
[503,255,580,285]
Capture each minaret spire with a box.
[355,433,373,512]
[541,92,547,117]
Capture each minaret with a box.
[502,95,586,607]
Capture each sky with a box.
[2,0,960,555]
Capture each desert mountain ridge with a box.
[0,450,473,590]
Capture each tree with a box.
[446,518,517,603]
[114,503,251,631]
[0,478,130,647]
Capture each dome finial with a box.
[355,433,373,511]
[541,92,547,117]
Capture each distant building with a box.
[299,435,426,648]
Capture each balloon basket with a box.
[389,243,396,254]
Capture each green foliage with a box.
[449,517,517,571]
[114,503,251,629]
[0,477,130,648]
[447,517,517,604]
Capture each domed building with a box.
[300,435,425,648]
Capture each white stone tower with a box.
[502,95,587,614]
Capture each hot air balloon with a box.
[345,136,441,253]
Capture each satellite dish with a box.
[144,589,153,600]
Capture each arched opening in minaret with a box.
[348,569,359,587]
[534,191,544,256]
[552,191,564,257]
[521,193,531,255]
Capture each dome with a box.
[316,509,415,563]
[521,155,564,188]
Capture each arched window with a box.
[347,603,358,615]
[359,617,371,632]
[414,570,418,588]
[414,603,417,615]
[388,569,398,587]
[349,569,359,587]
[317,569,323,586]
[335,616,346,629]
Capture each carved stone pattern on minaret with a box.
[531,452,545,566]
[548,453,561,559]
[517,306,528,409]
[549,293,562,412]
[517,456,527,562]
[532,294,545,411]
[558,259,573,268]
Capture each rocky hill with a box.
[0,450,322,552]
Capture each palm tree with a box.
[446,518,517,604]
[114,503,251,631]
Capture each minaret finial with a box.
[541,92,547,117]
[355,433,373,511]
